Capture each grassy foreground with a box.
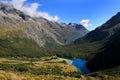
[0,57,119,80]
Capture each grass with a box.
[0,57,119,80]
[0,57,77,76]
[0,71,81,80]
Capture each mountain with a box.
[60,12,120,76]
[75,12,120,43]
[68,12,120,59]
[86,12,120,72]
[0,3,89,57]
[0,3,88,47]
[87,30,120,72]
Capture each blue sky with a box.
[2,0,120,30]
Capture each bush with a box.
[0,63,30,72]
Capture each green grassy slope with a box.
[0,28,48,57]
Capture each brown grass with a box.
[0,57,119,80]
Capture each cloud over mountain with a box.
[80,19,92,27]
[2,0,59,22]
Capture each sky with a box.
[1,0,120,30]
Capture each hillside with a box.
[52,12,120,73]
[65,12,120,59]
[0,3,88,57]
[83,12,120,42]
[87,27,120,72]
[62,12,120,77]
[67,12,120,72]
[0,3,88,47]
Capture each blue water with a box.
[66,59,90,73]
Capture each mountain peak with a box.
[97,12,120,30]
[0,3,31,21]
[116,12,120,15]
[0,3,14,11]
[0,2,19,15]
[74,12,120,43]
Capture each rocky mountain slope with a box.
[0,3,88,48]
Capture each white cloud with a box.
[2,0,59,22]
[37,12,59,21]
[80,19,92,27]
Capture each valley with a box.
[0,2,120,80]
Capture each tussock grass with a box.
[0,57,119,80]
